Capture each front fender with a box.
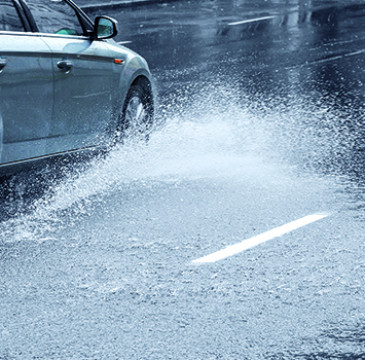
[112,55,153,119]
[105,41,153,135]
[119,56,152,105]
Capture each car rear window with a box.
[0,0,25,32]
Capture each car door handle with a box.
[0,58,7,71]
[57,60,73,73]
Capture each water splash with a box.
[0,83,358,243]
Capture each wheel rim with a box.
[124,95,148,137]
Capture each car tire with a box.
[117,82,153,142]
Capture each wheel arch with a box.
[112,73,154,143]
[129,74,153,106]
[116,71,154,119]
[122,74,154,124]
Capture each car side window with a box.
[0,0,25,32]
[26,0,84,36]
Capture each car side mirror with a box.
[94,16,118,40]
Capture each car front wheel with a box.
[118,82,153,142]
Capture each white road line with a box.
[117,41,133,45]
[345,49,365,57]
[192,214,329,264]
[287,49,365,70]
[228,16,276,26]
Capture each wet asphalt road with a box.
[1,0,365,359]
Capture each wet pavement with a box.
[1,0,365,358]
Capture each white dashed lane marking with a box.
[192,213,329,264]
[228,16,276,26]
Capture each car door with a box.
[0,0,54,164]
[25,0,115,153]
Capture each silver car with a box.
[0,0,153,173]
